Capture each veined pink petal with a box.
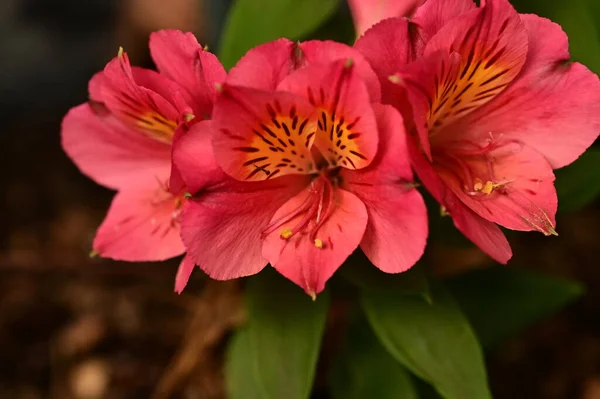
[354,18,422,99]
[227,38,381,101]
[409,136,513,263]
[411,0,476,43]
[298,40,381,102]
[174,254,197,294]
[227,38,298,90]
[422,0,528,134]
[93,185,185,261]
[343,104,427,273]
[348,0,424,37]
[61,104,172,190]
[100,51,184,145]
[262,186,368,296]
[448,15,600,169]
[449,197,512,264]
[278,59,379,171]
[171,120,228,194]
[439,142,557,235]
[149,30,226,118]
[211,85,318,181]
[181,175,309,281]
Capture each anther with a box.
[281,229,293,239]
[314,238,324,248]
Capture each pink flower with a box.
[175,40,427,297]
[61,30,226,292]
[347,0,425,37]
[355,0,600,262]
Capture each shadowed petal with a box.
[93,185,185,261]
[61,104,172,190]
[348,0,424,37]
[181,175,308,280]
[440,142,557,234]
[411,0,476,43]
[149,29,226,118]
[174,254,197,294]
[343,104,427,273]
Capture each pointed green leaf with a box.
[447,267,583,348]
[555,148,600,212]
[361,281,491,399]
[330,316,418,399]
[218,0,342,69]
[225,328,263,399]
[245,269,330,399]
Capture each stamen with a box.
[281,229,293,239]
[314,238,324,248]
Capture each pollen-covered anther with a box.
[472,179,505,195]
[281,229,293,239]
[314,238,324,248]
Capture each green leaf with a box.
[361,281,491,399]
[447,267,583,348]
[555,149,600,212]
[340,250,429,296]
[225,328,263,399]
[330,316,418,399]
[218,0,342,70]
[245,269,330,399]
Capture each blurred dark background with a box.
[1,0,599,398]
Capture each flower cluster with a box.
[62,0,600,297]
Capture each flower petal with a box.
[278,59,378,170]
[226,38,298,90]
[211,85,318,181]
[422,0,528,133]
[411,0,476,43]
[343,104,427,273]
[100,52,183,144]
[409,137,513,263]
[149,29,226,118]
[262,187,368,296]
[440,142,557,235]
[61,104,172,190]
[93,185,185,261]
[181,175,308,280]
[354,17,422,103]
[171,120,228,194]
[174,254,196,294]
[448,15,600,168]
[348,0,424,37]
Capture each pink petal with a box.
[149,30,226,118]
[348,0,424,37]
[411,0,476,43]
[421,0,528,132]
[343,104,427,273]
[298,40,381,102]
[211,85,318,181]
[409,137,513,263]
[449,197,513,264]
[171,120,228,194]
[354,18,421,100]
[440,142,558,235]
[227,38,297,90]
[93,185,185,261]
[278,59,378,171]
[61,104,172,190]
[226,38,381,101]
[174,254,196,294]
[262,187,368,296]
[181,175,309,280]
[448,15,600,169]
